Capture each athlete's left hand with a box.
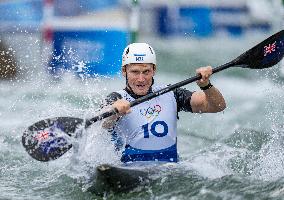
[196,66,212,87]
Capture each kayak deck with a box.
[87,164,152,195]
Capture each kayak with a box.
[87,164,153,195]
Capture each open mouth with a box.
[136,84,146,89]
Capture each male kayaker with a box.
[102,43,226,163]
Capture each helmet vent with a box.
[149,47,153,54]
[126,47,129,55]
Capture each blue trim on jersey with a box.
[121,144,178,163]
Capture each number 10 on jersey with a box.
[142,121,168,138]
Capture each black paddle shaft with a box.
[86,29,284,127]
[23,30,284,162]
[84,61,235,127]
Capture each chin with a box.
[134,89,148,96]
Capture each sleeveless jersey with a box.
[113,85,178,163]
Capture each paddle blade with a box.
[22,117,83,161]
[235,30,284,69]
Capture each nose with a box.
[137,73,145,81]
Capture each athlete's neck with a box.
[124,86,153,99]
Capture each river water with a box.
[1,32,284,199]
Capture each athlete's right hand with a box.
[112,99,131,115]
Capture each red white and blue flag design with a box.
[35,131,49,141]
[264,41,276,57]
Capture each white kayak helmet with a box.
[122,43,156,67]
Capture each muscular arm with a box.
[175,66,226,113]
[191,66,226,113]
[190,86,226,113]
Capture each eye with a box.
[143,70,150,75]
[130,70,140,75]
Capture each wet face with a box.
[122,63,156,96]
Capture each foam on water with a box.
[175,74,284,184]
[250,128,284,181]
[67,122,122,185]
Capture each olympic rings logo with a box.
[140,105,162,119]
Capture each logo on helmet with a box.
[136,56,144,61]
[134,54,146,62]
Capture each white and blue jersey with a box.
[106,85,193,163]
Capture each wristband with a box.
[199,81,213,90]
